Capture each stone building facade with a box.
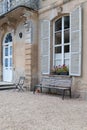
[38,0,87,99]
[0,0,39,88]
[0,0,87,99]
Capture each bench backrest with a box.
[40,76,72,88]
[54,79,72,87]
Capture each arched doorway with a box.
[3,33,13,82]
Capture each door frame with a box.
[3,32,13,82]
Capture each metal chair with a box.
[15,76,25,91]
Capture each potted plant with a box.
[51,64,69,75]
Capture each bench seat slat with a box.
[40,85,71,89]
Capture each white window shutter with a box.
[70,6,82,76]
[41,20,50,74]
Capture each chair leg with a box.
[15,83,19,89]
[21,86,24,91]
[18,85,24,91]
[15,85,18,89]
[16,85,20,91]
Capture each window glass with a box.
[64,59,69,66]
[55,32,62,45]
[54,60,62,66]
[10,46,12,55]
[5,58,8,67]
[64,30,69,43]
[55,19,62,31]
[5,47,8,56]
[64,53,70,59]
[55,53,62,59]
[64,45,69,53]
[5,33,12,43]
[55,46,61,54]
[10,58,12,67]
[64,16,70,29]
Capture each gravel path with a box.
[0,90,87,130]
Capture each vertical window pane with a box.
[64,45,69,53]
[5,58,8,67]
[64,30,69,43]
[64,59,69,66]
[10,58,12,67]
[5,33,12,43]
[55,54,62,59]
[64,16,70,29]
[10,46,12,55]
[55,19,62,31]
[55,32,62,45]
[64,53,70,59]
[54,60,62,66]
[5,47,8,56]
[55,46,61,54]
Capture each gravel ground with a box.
[0,90,87,130]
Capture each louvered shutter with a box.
[70,6,82,76]
[41,20,50,74]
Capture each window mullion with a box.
[53,21,55,66]
[62,16,64,65]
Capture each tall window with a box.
[54,16,70,67]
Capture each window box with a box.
[60,72,69,75]
[51,64,69,75]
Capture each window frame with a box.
[53,15,70,67]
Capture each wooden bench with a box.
[33,78,72,100]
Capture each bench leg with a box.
[33,85,38,94]
[62,89,71,99]
[62,90,65,100]
[48,88,51,93]
[69,88,72,98]
[33,86,36,94]
[40,87,42,93]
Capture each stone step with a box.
[0,82,16,90]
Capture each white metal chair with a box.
[15,76,25,91]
